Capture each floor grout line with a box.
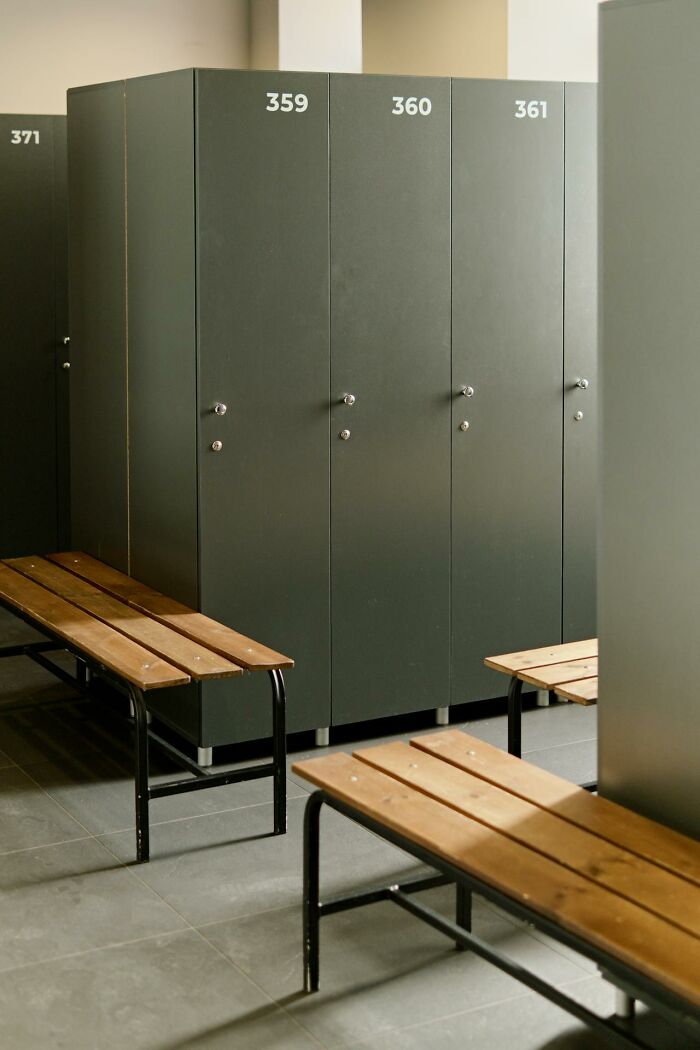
[0,928,189,978]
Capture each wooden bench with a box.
[485,638,598,761]
[0,551,293,862]
[293,729,700,1049]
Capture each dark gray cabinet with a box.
[0,114,69,557]
[563,83,597,643]
[330,74,451,724]
[68,70,596,750]
[451,80,565,704]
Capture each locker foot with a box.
[315,727,330,748]
[197,746,213,767]
[614,990,635,1019]
[435,706,449,726]
[536,690,550,707]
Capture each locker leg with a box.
[614,990,635,1019]
[435,706,449,726]
[315,727,330,748]
[197,747,213,767]
[536,690,550,707]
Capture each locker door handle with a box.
[574,377,590,390]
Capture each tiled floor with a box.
[0,615,697,1048]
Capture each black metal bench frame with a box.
[0,599,287,863]
[303,789,700,1050]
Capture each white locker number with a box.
[392,96,432,116]
[10,130,40,144]
[266,92,308,113]
[514,100,548,119]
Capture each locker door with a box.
[330,75,451,726]
[0,116,58,556]
[197,70,330,742]
[563,83,597,642]
[451,80,564,703]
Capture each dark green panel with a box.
[563,83,597,642]
[67,83,128,571]
[126,71,198,606]
[0,115,58,556]
[196,70,330,742]
[52,116,71,549]
[451,79,564,703]
[330,74,451,726]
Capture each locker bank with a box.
[2,4,698,1049]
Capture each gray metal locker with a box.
[0,114,69,557]
[329,74,451,725]
[563,83,598,643]
[599,0,700,837]
[451,79,565,704]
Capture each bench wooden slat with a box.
[554,677,598,705]
[518,656,598,689]
[48,552,293,671]
[0,564,188,691]
[412,730,700,887]
[292,751,700,1007]
[6,557,243,682]
[485,639,598,675]
[354,741,700,938]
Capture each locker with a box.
[0,114,69,557]
[563,83,597,643]
[329,74,451,724]
[451,79,565,704]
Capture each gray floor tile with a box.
[0,766,86,852]
[26,746,308,835]
[0,930,321,1050]
[201,886,588,1049]
[525,739,597,785]
[0,700,101,766]
[0,837,186,970]
[100,794,429,928]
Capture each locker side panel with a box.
[125,71,199,607]
[451,79,564,703]
[196,70,330,743]
[67,83,129,570]
[330,74,452,725]
[0,115,58,556]
[563,83,597,642]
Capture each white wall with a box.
[507,0,599,82]
[278,0,362,72]
[0,0,250,114]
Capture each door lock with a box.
[459,420,470,432]
[574,411,584,422]
[575,378,590,390]
[342,393,356,406]
[211,440,223,451]
[461,386,474,398]
[213,402,227,415]
[339,429,351,441]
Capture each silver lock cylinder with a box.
[461,386,474,398]
[214,402,227,415]
[343,393,356,406]
[575,378,589,390]
[211,440,223,451]
[339,429,351,441]
[62,361,70,370]
[459,420,470,432]
[574,411,584,422]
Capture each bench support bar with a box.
[303,790,698,1050]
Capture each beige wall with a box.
[0,0,250,115]
[362,0,507,78]
[507,0,599,81]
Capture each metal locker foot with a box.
[315,727,330,748]
[536,690,550,707]
[435,706,449,726]
[614,989,635,1019]
[197,746,213,767]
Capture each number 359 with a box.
[266,92,308,113]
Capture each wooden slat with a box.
[554,677,598,705]
[6,557,243,681]
[292,751,700,1007]
[48,552,293,671]
[412,731,700,887]
[485,638,598,675]
[0,564,188,691]
[354,741,700,938]
[517,656,598,689]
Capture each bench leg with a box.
[303,791,323,992]
[270,669,287,836]
[130,686,150,863]
[455,885,472,951]
[507,676,523,757]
